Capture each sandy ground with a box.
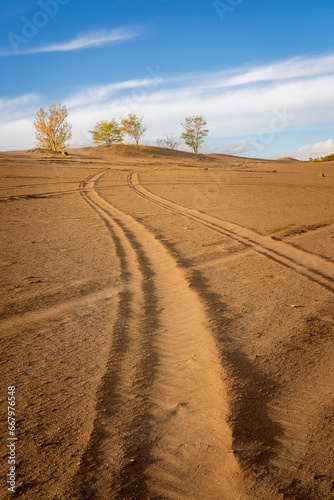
[0,145,333,499]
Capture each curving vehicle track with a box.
[71,170,248,499]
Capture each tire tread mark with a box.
[69,171,159,499]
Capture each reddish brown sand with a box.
[0,145,333,499]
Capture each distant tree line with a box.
[89,113,208,153]
[309,154,334,163]
[33,104,209,153]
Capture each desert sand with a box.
[0,145,333,499]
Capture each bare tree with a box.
[156,133,180,150]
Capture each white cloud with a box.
[66,77,163,108]
[161,53,334,91]
[296,139,334,160]
[0,93,38,112]
[0,94,39,127]
[0,119,35,151]
[217,53,334,88]
[223,138,254,155]
[1,28,139,56]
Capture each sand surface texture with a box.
[0,145,333,499]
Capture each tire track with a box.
[0,286,120,333]
[0,183,123,202]
[71,171,158,499]
[0,189,81,200]
[72,170,248,499]
[128,173,334,292]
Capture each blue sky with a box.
[1,0,334,158]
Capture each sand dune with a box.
[0,146,333,499]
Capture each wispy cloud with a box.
[0,93,38,111]
[214,53,334,88]
[66,77,163,108]
[1,28,139,56]
[63,52,334,109]
[223,138,254,155]
[0,93,39,122]
[146,53,334,91]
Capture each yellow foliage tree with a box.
[180,115,208,153]
[89,119,124,146]
[33,104,72,151]
[120,113,147,145]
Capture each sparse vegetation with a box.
[33,104,72,152]
[180,115,208,153]
[309,154,334,163]
[89,119,124,146]
[156,133,180,150]
[120,113,147,145]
